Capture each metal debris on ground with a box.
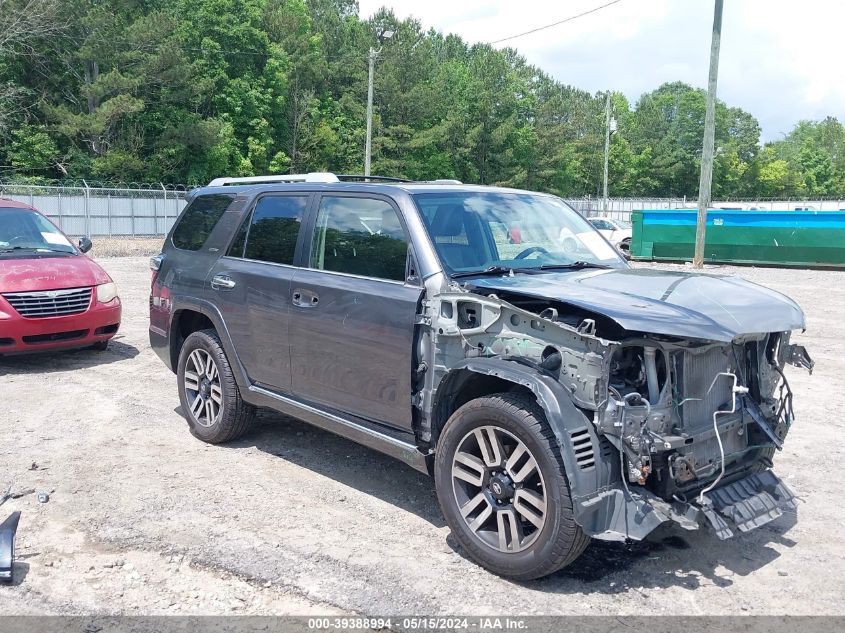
[1,484,36,508]
[0,511,21,583]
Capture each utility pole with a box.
[602,91,612,214]
[364,47,377,176]
[364,29,394,177]
[693,0,724,268]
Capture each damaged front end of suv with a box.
[588,324,811,540]
[419,264,813,544]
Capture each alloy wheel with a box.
[451,425,548,553]
[183,348,222,427]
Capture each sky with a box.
[357,0,845,142]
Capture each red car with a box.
[0,200,121,355]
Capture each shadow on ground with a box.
[2,562,29,587]
[194,406,446,528]
[0,338,139,375]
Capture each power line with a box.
[489,0,626,45]
[53,2,627,57]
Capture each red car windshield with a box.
[0,209,75,254]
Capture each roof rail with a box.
[336,174,411,183]
[207,172,339,186]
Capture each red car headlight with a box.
[96,282,119,303]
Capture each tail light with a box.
[150,254,164,286]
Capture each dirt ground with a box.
[80,236,164,258]
[1,257,843,616]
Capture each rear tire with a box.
[434,393,589,580]
[177,329,255,443]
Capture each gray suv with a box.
[150,173,813,579]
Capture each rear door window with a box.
[309,196,409,282]
[172,194,233,251]
[229,195,308,265]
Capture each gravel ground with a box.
[1,257,843,615]
[76,236,164,258]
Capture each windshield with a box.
[0,209,75,254]
[413,192,626,275]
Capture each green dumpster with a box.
[631,209,845,268]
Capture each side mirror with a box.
[78,236,93,253]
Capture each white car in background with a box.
[588,216,632,254]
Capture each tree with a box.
[0,0,66,137]
[0,0,63,52]
[9,124,59,175]
[0,1,842,195]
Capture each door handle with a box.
[211,274,236,290]
[292,289,319,308]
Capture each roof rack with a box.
[207,172,339,186]
[336,174,411,183]
[336,175,463,184]
[206,172,464,187]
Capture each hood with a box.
[0,254,110,293]
[469,268,805,342]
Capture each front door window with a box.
[309,196,408,282]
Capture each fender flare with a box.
[438,357,627,535]
[168,296,251,390]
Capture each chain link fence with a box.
[565,196,845,222]
[2,181,843,236]
[0,181,189,236]
[564,197,689,222]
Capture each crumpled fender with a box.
[441,357,652,538]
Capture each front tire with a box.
[434,393,589,580]
[177,329,255,443]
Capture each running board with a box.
[247,385,430,474]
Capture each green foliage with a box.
[91,149,146,181]
[9,125,59,173]
[0,0,842,196]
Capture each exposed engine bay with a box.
[417,279,814,541]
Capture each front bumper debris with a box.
[581,469,797,542]
[700,470,797,539]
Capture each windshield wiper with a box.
[450,265,516,279]
[0,246,72,254]
[449,261,613,279]
[533,261,612,271]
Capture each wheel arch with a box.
[168,298,250,390]
[170,308,213,369]
[430,357,619,526]
[431,368,534,448]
